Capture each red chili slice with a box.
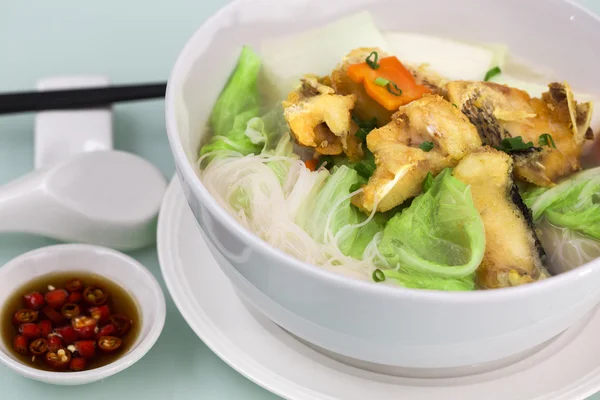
[67,291,82,304]
[47,335,64,353]
[83,285,108,305]
[65,279,83,293]
[45,289,68,309]
[45,348,71,370]
[38,320,53,337]
[29,338,49,355]
[54,326,78,344]
[23,292,45,310]
[41,306,65,325]
[95,324,116,340]
[89,305,110,323]
[61,303,80,319]
[69,357,86,371]
[13,309,38,325]
[71,316,97,339]
[74,340,96,359]
[19,323,41,339]
[97,336,122,353]
[107,315,131,336]
[13,335,28,355]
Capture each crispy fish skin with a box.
[452,148,548,289]
[446,80,593,187]
[353,95,482,212]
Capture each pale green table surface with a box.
[0,1,599,399]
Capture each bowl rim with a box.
[0,243,166,385]
[165,0,600,304]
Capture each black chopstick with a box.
[0,82,167,115]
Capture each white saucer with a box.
[157,177,600,400]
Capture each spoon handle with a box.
[0,82,167,115]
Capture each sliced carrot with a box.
[347,56,431,111]
[304,158,318,171]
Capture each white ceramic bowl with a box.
[165,0,600,371]
[0,244,166,385]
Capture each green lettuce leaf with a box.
[537,219,600,274]
[525,166,600,239]
[378,168,485,279]
[200,46,262,156]
[244,104,289,152]
[296,165,382,259]
[228,133,298,215]
[384,270,475,291]
[265,132,298,185]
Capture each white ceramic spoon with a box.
[0,150,167,250]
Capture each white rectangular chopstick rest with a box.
[34,75,113,169]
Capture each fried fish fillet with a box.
[405,63,448,97]
[447,81,594,186]
[352,95,482,212]
[452,147,548,289]
[282,75,363,159]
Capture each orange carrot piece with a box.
[347,56,431,111]
[304,158,318,171]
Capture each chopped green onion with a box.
[495,136,535,153]
[316,155,334,170]
[354,161,376,179]
[352,115,378,142]
[372,269,386,282]
[422,172,433,192]
[353,115,378,131]
[355,128,368,142]
[374,77,389,87]
[484,66,501,81]
[419,141,434,152]
[366,51,380,70]
[353,150,377,179]
[538,133,557,149]
[386,82,402,96]
[593,193,600,204]
[350,182,362,193]
[452,103,458,108]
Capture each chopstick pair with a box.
[0,82,167,115]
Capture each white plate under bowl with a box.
[158,177,600,400]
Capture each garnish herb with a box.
[419,141,434,152]
[452,103,458,108]
[495,136,535,153]
[386,81,402,96]
[484,66,501,81]
[374,77,389,87]
[316,155,334,170]
[592,193,600,204]
[365,51,380,70]
[538,133,557,149]
[353,150,377,179]
[354,161,376,179]
[352,115,378,142]
[349,182,362,193]
[372,269,386,282]
[423,172,434,192]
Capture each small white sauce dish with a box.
[0,244,166,385]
